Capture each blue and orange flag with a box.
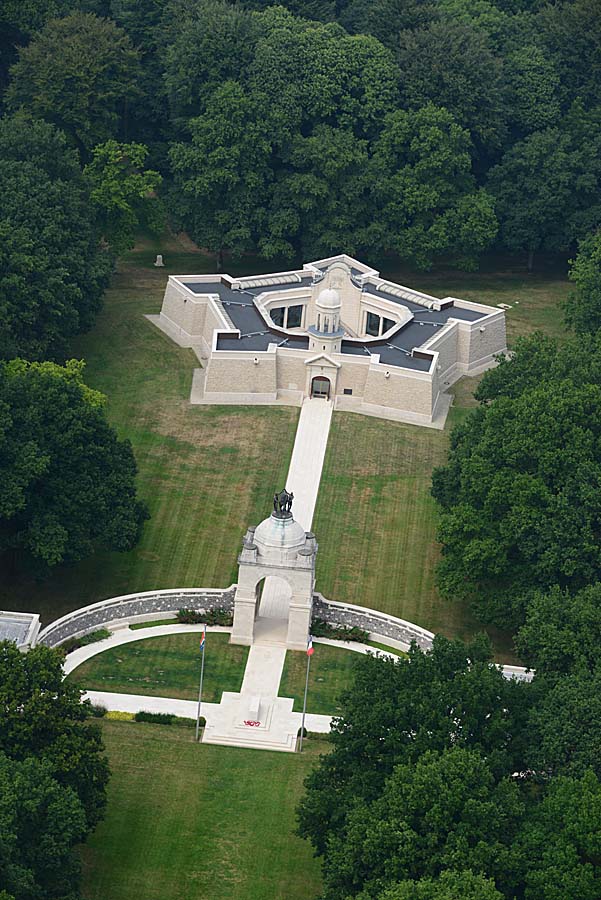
[307,635,314,656]
[200,625,206,651]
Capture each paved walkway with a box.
[285,397,333,532]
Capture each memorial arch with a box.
[231,490,317,650]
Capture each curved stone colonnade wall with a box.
[37,588,236,648]
[37,587,531,681]
[313,593,434,652]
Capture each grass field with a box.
[0,235,298,625]
[280,643,362,714]
[0,238,569,659]
[68,633,248,703]
[81,720,325,900]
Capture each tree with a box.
[0,0,77,93]
[516,583,601,678]
[432,379,601,629]
[368,105,497,269]
[0,359,148,569]
[487,105,601,270]
[320,747,522,899]
[298,635,530,857]
[84,140,162,254]
[396,21,507,156]
[564,231,601,335]
[526,673,601,779]
[169,81,273,266]
[338,0,438,47]
[504,45,560,134]
[513,771,601,900]
[261,124,371,259]
[538,0,601,111]
[0,751,87,900]
[161,0,262,128]
[0,640,108,830]
[6,12,140,154]
[379,870,504,900]
[0,114,112,360]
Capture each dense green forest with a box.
[2,0,601,276]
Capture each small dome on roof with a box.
[254,513,306,554]
[317,287,341,309]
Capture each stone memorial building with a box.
[153,253,506,427]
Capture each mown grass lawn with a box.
[313,405,516,659]
[68,633,248,703]
[380,251,570,345]
[81,720,325,900]
[279,643,363,714]
[0,239,568,662]
[0,236,298,625]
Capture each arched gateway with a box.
[230,489,317,650]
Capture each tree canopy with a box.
[6,12,140,155]
[0,358,148,569]
[432,372,601,629]
[0,115,111,361]
[0,641,109,898]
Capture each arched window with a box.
[317,314,321,331]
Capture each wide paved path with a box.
[285,397,333,532]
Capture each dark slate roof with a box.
[182,275,488,368]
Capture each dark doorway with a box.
[311,376,331,399]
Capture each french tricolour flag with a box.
[307,635,314,656]
[200,626,206,652]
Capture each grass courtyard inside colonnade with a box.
[0,236,570,656]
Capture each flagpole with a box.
[299,647,311,752]
[195,631,206,742]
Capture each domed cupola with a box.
[315,287,341,334]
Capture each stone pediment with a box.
[304,353,341,368]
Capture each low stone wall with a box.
[313,593,532,681]
[37,587,236,648]
[313,593,434,651]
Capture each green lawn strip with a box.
[68,633,248,703]
[379,252,569,346]
[367,640,408,657]
[279,643,362,715]
[0,248,299,625]
[313,411,517,661]
[129,618,178,630]
[81,720,324,900]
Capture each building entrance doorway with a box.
[311,376,331,399]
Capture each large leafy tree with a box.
[320,747,522,899]
[432,377,601,629]
[162,0,264,128]
[396,21,507,156]
[513,771,601,900]
[0,641,108,830]
[564,230,601,335]
[0,359,148,569]
[0,116,111,360]
[0,751,87,900]
[487,104,601,270]
[169,81,273,267]
[368,105,498,269]
[6,12,140,154]
[538,0,601,110]
[379,870,504,900]
[516,583,601,678]
[84,140,162,255]
[298,635,530,857]
[526,673,601,780]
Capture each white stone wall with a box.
[204,353,277,397]
[363,364,434,417]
